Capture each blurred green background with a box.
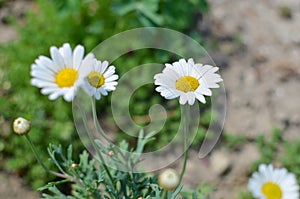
[0,0,211,189]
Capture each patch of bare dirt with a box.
[209,0,300,140]
[177,0,300,198]
[0,172,40,199]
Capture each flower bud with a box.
[108,150,114,157]
[71,163,77,168]
[158,168,180,190]
[13,117,31,135]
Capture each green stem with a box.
[25,134,49,173]
[179,104,190,183]
[162,190,167,199]
[91,99,115,188]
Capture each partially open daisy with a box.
[154,58,222,105]
[80,59,118,100]
[248,164,299,199]
[31,43,94,102]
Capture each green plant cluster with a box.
[0,0,209,189]
[39,131,212,198]
[252,128,283,170]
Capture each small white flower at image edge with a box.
[80,59,118,100]
[30,43,95,102]
[154,58,222,105]
[248,164,299,199]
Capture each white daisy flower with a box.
[31,43,94,102]
[248,164,299,199]
[80,59,118,100]
[154,58,222,105]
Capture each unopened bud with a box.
[158,168,179,190]
[71,163,77,168]
[108,150,114,157]
[13,117,31,135]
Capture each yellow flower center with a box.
[55,68,78,88]
[262,182,282,199]
[175,76,199,92]
[87,71,105,88]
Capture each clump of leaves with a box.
[252,128,282,170]
[251,127,300,180]
[223,133,247,150]
[280,140,300,184]
[39,131,212,198]
[238,191,254,199]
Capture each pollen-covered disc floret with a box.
[30,43,94,102]
[248,164,299,199]
[80,59,118,100]
[154,58,222,105]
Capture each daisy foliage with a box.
[154,58,222,105]
[248,164,299,199]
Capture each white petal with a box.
[41,87,60,95]
[103,66,116,78]
[105,75,118,82]
[196,85,212,96]
[195,92,206,104]
[31,79,57,88]
[49,91,61,100]
[95,92,101,100]
[160,88,178,99]
[50,46,64,70]
[187,58,195,66]
[73,45,84,70]
[179,94,188,105]
[63,88,76,102]
[187,92,196,105]
[31,70,55,81]
[59,43,73,68]
[206,66,219,74]
[179,59,189,74]
[35,57,57,74]
[80,58,97,77]
[104,81,118,87]
[84,53,95,61]
[99,88,108,96]
[100,61,109,73]
[194,64,213,77]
